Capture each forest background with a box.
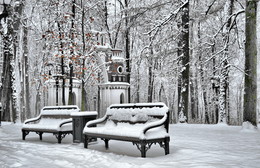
[0,0,258,126]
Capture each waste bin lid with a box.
[71,111,98,117]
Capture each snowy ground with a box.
[1,122,260,168]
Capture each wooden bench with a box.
[83,103,170,157]
[22,105,80,143]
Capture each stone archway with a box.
[120,93,124,104]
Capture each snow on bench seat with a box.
[85,121,169,140]
[83,102,170,157]
[22,105,80,143]
[22,118,72,132]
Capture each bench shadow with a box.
[86,139,171,158]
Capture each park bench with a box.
[83,103,170,157]
[22,105,80,143]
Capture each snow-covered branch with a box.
[145,1,188,35]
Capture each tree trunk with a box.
[218,0,234,124]
[124,0,131,103]
[13,1,25,121]
[243,0,257,127]
[135,60,141,103]
[211,42,218,124]
[68,0,76,105]
[177,1,190,123]
[189,19,194,122]
[57,21,66,106]
[19,60,25,121]
[147,61,154,103]
[23,19,31,119]
[1,8,14,121]
[68,63,74,105]
[104,0,113,47]
[80,0,87,111]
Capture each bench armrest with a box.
[59,118,73,127]
[24,115,41,124]
[85,115,108,127]
[142,113,168,135]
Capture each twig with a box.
[205,0,217,15]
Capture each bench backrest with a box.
[106,103,169,131]
[40,105,80,119]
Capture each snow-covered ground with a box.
[1,122,260,168]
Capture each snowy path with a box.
[1,122,260,168]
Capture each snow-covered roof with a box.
[101,82,130,85]
[111,56,125,62]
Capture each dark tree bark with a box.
[68,0,76,105]
[55,3,65,106]
[0,12,13,121]
[23,19,31,119]
[147,60,154,103]
[57,22,66,106]
[135,60,141,103]
[80,0,87,111]
[124,0,131,103]
[243,0,257,127]
[68,62,74,105]
[1,32,13,121]
[0,3,20,122]
[177,1,190,123]
[104,0,113,47]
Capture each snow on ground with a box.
[1,122,260,168]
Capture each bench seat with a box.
[85,121,169,140]
[22,118,72,132]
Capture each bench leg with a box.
[22,130,29,140]
[40,133,43,140]
[36,132,43,140]
[84,135,88,148]
[57,133,62,144]
[141,143,146,158]
[164,138,170,155]
[22,130,26,140]
[104,139,109,149]
[54,132,71,144]
[133,142,147,157]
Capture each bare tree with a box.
[177,0,189,123]
[243,0,257,127]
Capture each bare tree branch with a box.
[205,0,217,15]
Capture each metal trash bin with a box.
[71,111,97,143]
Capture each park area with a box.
[1,122,260,168]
